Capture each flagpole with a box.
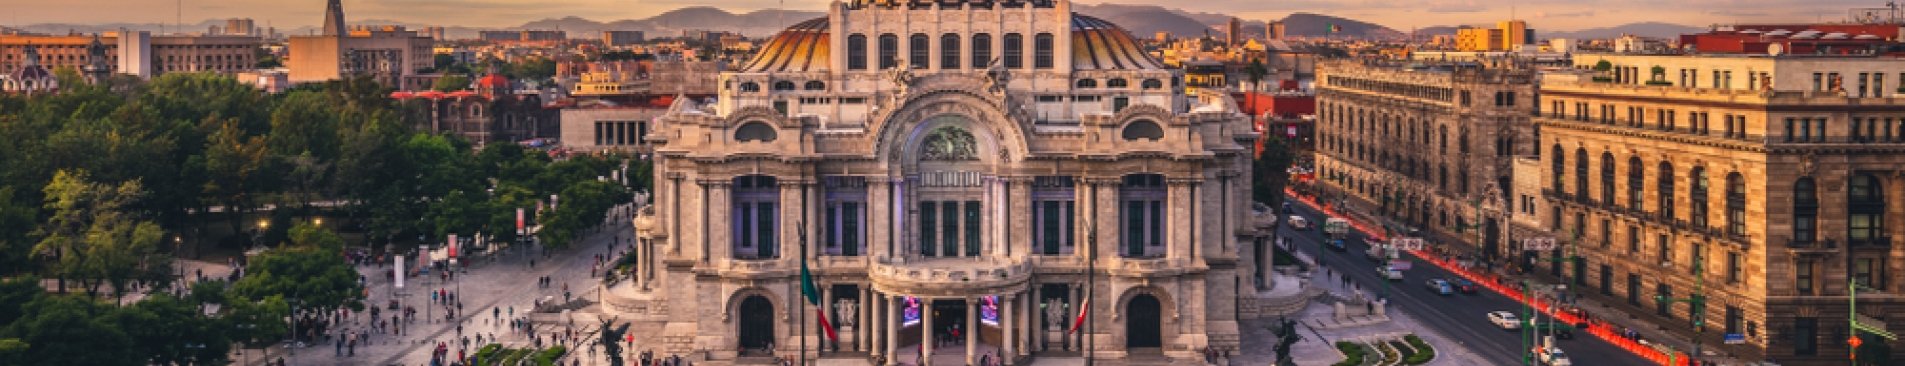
[800,220,808,366]
[1086,191,1097,366]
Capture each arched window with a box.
[1658,162,1677,219]
[1107,78,1129,88]
[970,33,992,69]
[940,33,961,69]
[1793,177,1818,243]
[1726,172,1745,236]
[847,34,868,70]
[1076,79,1098,89]
[1600,152,1616,205]
[1120,174,1167,258]
[1690,166,1709,227]
[1034,33,1055,69]
[1002,33,1024,68]
[1575,148,1589,201]
[735,122,777,142]
[877,34,898,69]
[803,81,826,91]
[1627,157,1645,209]
[732,175,780,259]
[1141,79,1163,89]
[1122,120,1164,141]
[739,82,761,93]
[909,34,929,69]
[1849,174,1887,244]
[1438,126,1449,155]
[772,81,796,91]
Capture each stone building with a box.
[620,1,1270,364]
[1536,53,1905,365]
[1311,58,1537,260]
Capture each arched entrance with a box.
[1126,294,1162,349]
[738,296,775,352]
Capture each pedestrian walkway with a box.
[1236,267,1491,366]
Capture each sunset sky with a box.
[4,0,1889,31]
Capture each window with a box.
[1551,144,1566,192]
[1627,273,1642,305]
[1601,219,1613,249]
[1793,317,1818,356]
[1627,157,1645,209]
[735,122,777,142]
[1656,283,1673,317]
[1796,260,1814,295]
[772,81,796,91]
[1032,176,1076,255]
[1794,177,1818,243]
[847,34,868,70]
[970,34,992,69]
[1107,78,1129,89]
[1122,120,1163,141]
[1690,167,1709,227]
[739,82,761,93]
[1849,174,1886,245]
[1628,225,1641,254]
[1658,234,1672,264]
[1121,174,1167,258]
[804,81,826,91]
[921,201,937,256]
[1034,33,1054,69]
[1726,251,1741,283]
[1575,149,1589,201]
[1856,258,1882,288]
[878,34,899,69]
[1002,33,1023,69]
[732,176,780,259]
[1600,153,1616,204]
[909,34,929,69]
[1076,79,1097,89]
[1141,79,1163,89]
[1658,162,1676,219]
[1725,306,1742,336]
[940,33,961,69]
[1725,173,1745,236]
[822,177,866,256]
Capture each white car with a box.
[1287,216,1311,230]
[1378,266,1404,281]
[1539,346,1572,366]
[1487,311,1522,330]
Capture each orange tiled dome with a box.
[741,14,1161,73]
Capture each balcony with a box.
[1849,236,1894,249]
[869,256,1033,297]
[1785,239,1836,255]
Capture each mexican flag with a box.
[1328,23,1342,34]
[1067,299,1092,334]
[799,240,840,342]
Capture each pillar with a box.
[966,297,978,366]
[1003,294,1016,365]
[887,295,900,366]
[922,298,935,366]
[1020,290,1033,356]
[1069,285,1081,351]
[869,178,891,260]
[860,287,872,352]
[871,292,884,359]
[822,284,834,353]
[1261,238,1275,291]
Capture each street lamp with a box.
[1655,252,1706,365]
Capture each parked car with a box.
[1449,279,1479,294]
[1425,279,1454,295]
[1487,311,1522,330]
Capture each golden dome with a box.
[740,14,1162,73]
[741,17,831,73]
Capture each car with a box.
[1287,216,1311,230]
[1538,346,1572,366]
[1425,279,1453,295]
[1378,265,1404,281]
[1449,279,1478,294]
[1488,311,1522,330]
[1326,239,1348,252]
[1280,202,1294,214]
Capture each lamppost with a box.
[254,219,271,248]
[1655,252,1706,365]
[1848,267,1899,364]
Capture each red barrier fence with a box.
[1284,189,1692,366]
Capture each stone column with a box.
[860,287,871,352]
[822,284,834,353]
[922,298,935,366]
[871,292,884,359]
[886,295,901,366]
[869,178,891,260]
[1069,285,1081,351]
[1003,294,1016,365]
[966,298,978,366]
[893,179,908,261]
[703,179,731,263]
[1030,285,1042,352]
[1020,290,1033,356]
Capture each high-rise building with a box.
[0,31,259,79]
[1267,21,1286,40]
[603,30,645,46]
[1535,53,1905,364]
[1454,19,1536,52]
[288,0,434,88]
[1226,17,1243,48]
[225,18,257,36]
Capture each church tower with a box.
[83,34,112,84]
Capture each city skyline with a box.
[5,0,1895,35]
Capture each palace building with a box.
[1311,59,1537,261]
[1535,53,1905,365]
[620,1,1272,364]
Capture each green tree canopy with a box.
[229,225,363,312]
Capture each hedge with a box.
[1403,335,1436,365]
[533,345,568,366]
[1333,341,1368,366]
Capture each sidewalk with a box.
[1237,266,1491,366]
[1285,189,1716,366]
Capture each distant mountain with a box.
[1414,26,1465,37]
[1278,13,1401,39]
[1071,3,1215,38]
[1542,22,1703,40]
[512,7,823,38]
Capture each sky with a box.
[4,0,1892,31]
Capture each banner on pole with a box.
[447,234,459,258]
[516,208,526,232]
[394,255,406,289]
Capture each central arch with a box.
[872,90,1030,167]
[737,295,775,352]
[1126,294,1163,349]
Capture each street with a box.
[1280,196,1654,366]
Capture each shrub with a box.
[534,345,568,366]
[1403,335,1437,365]
[474,344,503,365]
[1333,341,1368,366]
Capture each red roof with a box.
[477,74,509,89]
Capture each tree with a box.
[31,170,147,294]
[112,293,231,365]
[202,119,274,234]
[0,295,137,366]
[1252,135,1297,208]
[537,180,630,249]
[229,226,363,313]
[0,186,36,273]
[433,74,472,92]
[1244,59,1269,92]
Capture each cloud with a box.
[1537,11,1596,18]
[1423,0,1487,13]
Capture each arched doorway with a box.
[738,296,774,352]
[1126,294,1162,349]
